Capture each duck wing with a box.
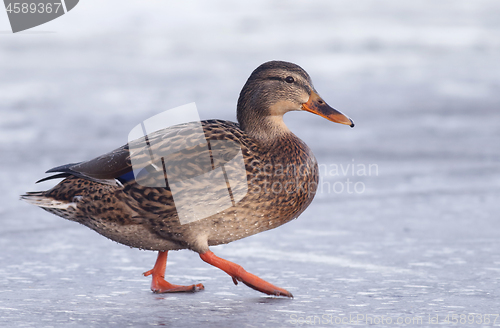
[39,120,249,187]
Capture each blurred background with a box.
[1,1,499,327]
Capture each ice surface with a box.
[1,0,500,327]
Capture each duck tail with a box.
[20,192,78,210]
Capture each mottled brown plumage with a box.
[22,61,354,297]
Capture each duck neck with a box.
[237,82,296,144]
[240,113,294,145]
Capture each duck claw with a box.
[152,282,205,293]
[241,281,293,298]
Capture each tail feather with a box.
[36,173,73,184]
[20,192,78,210]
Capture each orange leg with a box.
[143,251,204,293]
[199,250,292,298]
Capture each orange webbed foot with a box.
[143,270,204,293]
[200,250,292,298]
[144,251,204,293]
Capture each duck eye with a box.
[285,76,294,83]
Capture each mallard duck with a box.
[22,61,354,297]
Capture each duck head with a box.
[237,61,354,141]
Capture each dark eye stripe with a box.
[266,76,295,83]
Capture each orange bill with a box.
[302,90,354,127]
